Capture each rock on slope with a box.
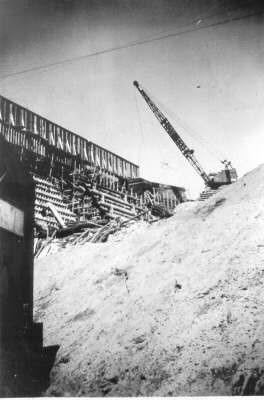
[35,164,264,396]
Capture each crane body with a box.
[133,80,237,189]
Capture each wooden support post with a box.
[46,202,66,229]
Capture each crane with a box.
[133,80,236,189]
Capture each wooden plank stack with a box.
[33,175,77,229]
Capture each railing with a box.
[0,94,139,179]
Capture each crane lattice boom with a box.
[133,80,211,186]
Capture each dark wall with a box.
[0,136,35,344]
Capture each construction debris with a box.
[34,192,171,257]
[32,162,181,244]
[151,204,173,218]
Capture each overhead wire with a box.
[0,9,263,81]
[140,1,258,41]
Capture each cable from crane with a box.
[134,84,179,177]
[134,80,238,187]
[144,85,227,162]
[134,86,182,171]
[133,87,146,167]
[167,112,226,161]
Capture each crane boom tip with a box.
[133,80,139,88]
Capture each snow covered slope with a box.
[35,164,264,396]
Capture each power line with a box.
[0,9,263,81]
[143,3,258,41]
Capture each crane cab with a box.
[208,164,238,188]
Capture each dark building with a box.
[0,136,58,396]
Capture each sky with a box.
[0,0,263,197]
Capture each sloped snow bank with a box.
[35,164,264,396]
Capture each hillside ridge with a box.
[35,163,264,396]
